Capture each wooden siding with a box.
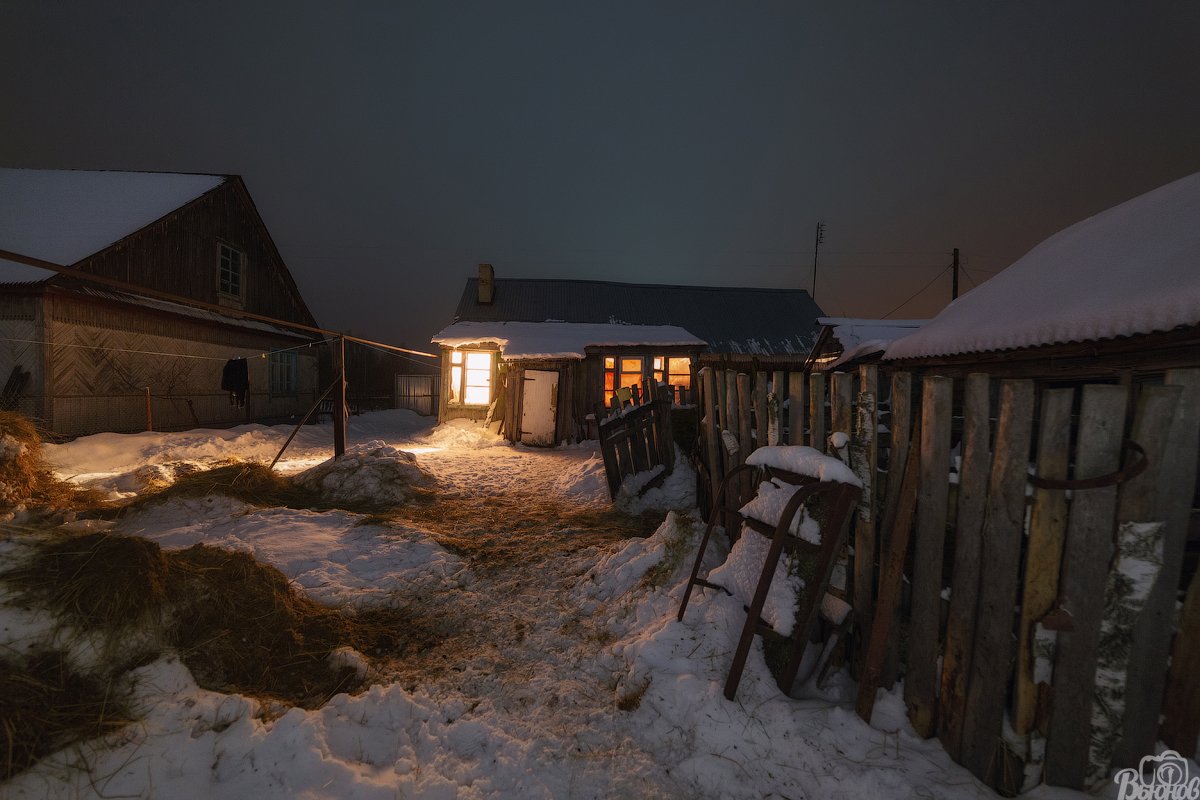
[42,293,317,436]
[69,179,316,328]
[0,294,47,422]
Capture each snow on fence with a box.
[693,364,1200,795]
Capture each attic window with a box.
[218,243,244,298]
[449,349,493,406]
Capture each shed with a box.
[0,168,321,436]
[432,265,824,445]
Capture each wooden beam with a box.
[905,374,952,738]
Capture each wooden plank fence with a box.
[595,382,675,500]
[691,364,1200,794]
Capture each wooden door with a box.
[520,370,558,446]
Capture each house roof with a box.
[452,278,823,356]
[884,170,1200,361]
[815,317,927,369]
[0,168,227,281]
[433,321,705,360]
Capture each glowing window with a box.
[448,349,493,405]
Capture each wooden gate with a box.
[394,374,438,416]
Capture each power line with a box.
[878,267,950,321]
[0,336,337,362]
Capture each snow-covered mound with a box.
[292,441,433,507]
[420,419,507,450]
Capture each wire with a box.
[350,338,443,369]
[960,266,979,289]
[0,335,338,362]
[881,265,953,319]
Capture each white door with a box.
[520,370,558,446]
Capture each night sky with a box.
[3,2,1198,353]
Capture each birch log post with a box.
[809,372,826,452]
[1012,388,1073,737]
[960,380,1035,793]
[754,370,769,452]
[700,368,722,515]
[906,375,952,738]
[1044,385,1128,789]
[1118,370,1200,765]
[938,373,991,759]
[788,372,805,445]
[851,365,879,653]
[1090,385,1179,778]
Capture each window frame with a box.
[447,348,495,407]
[217,241,246,303]
[268,350,298,396]
[601,351,692,405]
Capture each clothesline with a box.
[0,336,337,362]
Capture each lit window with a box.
[218,243,244,297]
[602,355,647,403]
[448,349,493,405]
[667,357,691,393]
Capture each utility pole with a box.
[812,221,826,301]
[952,248,960,300]
[334,335,347,457]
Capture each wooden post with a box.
[960,380,1035,792]
[1163,572,1200,758]
[1045,385,1128,788]
[809,372,826,451]
[830,371,854,449]
[1156,370,1200,758]
[788,372,805,445]
[724,370,738,439]
[737,373,753,499]
[334,335,347,457]
[1012,388,1074,737]
[700,368,722,512]
[772,370,786,445]
[1107,384,1182,768]
[905,375,952,738]
[939,373,990,758]
[880,371,912,690]
[754,370,769,451]
[851,365,879,656]
[144,386,153,432]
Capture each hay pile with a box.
[0,411,100,518]
[1,532,434,779]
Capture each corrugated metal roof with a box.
[452,278,823,356]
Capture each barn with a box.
[432,265,823,445]
[0,168,322,437]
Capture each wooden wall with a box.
[71,179,316,328]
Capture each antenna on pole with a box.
[812,221,826,301]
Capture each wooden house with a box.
[432,265,823,445]
[882,170,1200,381]
[0,168,321,437]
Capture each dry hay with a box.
[3,533,438,708]
[390,490,663,569]
[0,411,103,513]
[0,650,130,781]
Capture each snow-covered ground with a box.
[1,412,1119,798]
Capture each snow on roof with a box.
[431,321,705,360]
[816,318,927,368]
[0,168,226,281]
[884,171,1200,360]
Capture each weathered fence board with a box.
[1163,571,1200,758]
[939,373,991,759]
[880,371,912,689]
[809,373,826,452]
[1099,385,1179,771]
[724,369,737,442]
[1045,385,1128,788]
[1153,369,1200,759]
[788,371,805,445]
[755,370,769,450]
[700,368,722,509]
[906,375,952,738]
[1013,388,1073,737]
[961,380,1035,792]
[830,371,854,448]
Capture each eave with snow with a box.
[0,168,321,436]
[807,317,927,371]
[432,265,824,446]
[883,170,1200,379]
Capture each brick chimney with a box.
[477,263,495,304]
